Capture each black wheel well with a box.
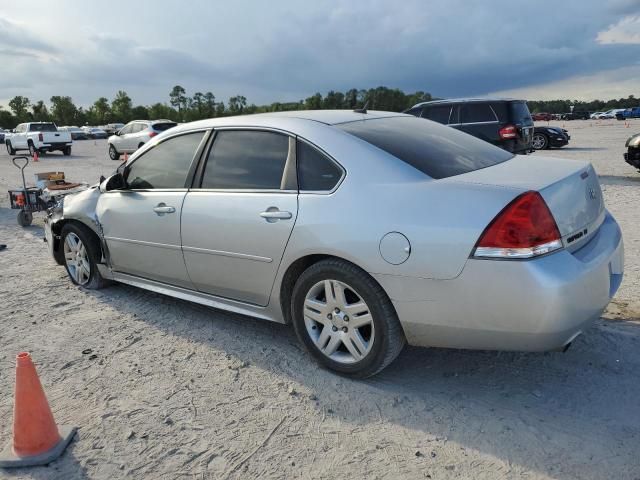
[279,254,373,324]
[52,219,105,264]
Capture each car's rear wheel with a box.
[28,142,37,157]
[63,146,71,156]
[291,259,405,378]
[108,144,120,161]
[61,223,110,289]
[6,141,16,155]
[532,133,549,150]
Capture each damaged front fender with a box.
[45,185,113,276]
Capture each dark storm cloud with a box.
[0,0,638,106]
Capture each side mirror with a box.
[100,172,127,193]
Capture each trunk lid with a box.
[447,155,605,249]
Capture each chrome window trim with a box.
[187,188,298,194]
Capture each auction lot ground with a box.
[0,119,639,480]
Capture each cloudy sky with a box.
[1,0,639,108]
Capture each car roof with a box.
[412,98,525,108]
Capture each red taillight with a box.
[499,125,517,139]
[38,133,43,142]
[149,131,157,138]
[473,191,562,259]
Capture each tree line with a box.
[0,85,637,128]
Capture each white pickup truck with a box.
[5,122,73,156]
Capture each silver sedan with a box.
[44,110,624,377]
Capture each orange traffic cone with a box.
[0,352,76,468]
[32,152,39,162]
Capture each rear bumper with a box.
[41,142,72,150]
[373,212,624,351]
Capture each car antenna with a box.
[353,101,369,114]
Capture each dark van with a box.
[405,98,534,154]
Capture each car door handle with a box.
[260,209,292,220]
[153,203,175,215]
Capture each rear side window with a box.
[422,105,452,124]
[510,102,533,125]
[460,104,497,123]
[201,130,289,189]
[126,132,205,189]
[153,122,178,132]
[337,116,514,179]
[29,123,57,132]
[297,141,343,191]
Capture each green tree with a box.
[111,90,132,122]
[31,100,51,121]
[131,105,150,119]
[228,95,247,114]
[169,85,187,120]
[204,92,216,117]
[304,93,323,110]
[148,103,179,121]
[93,97,111,124]
[50,96,77,125]
[9,96,31,122]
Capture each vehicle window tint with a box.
[29,123,57,132]
[510,101,533,126]
[337,116,513,179]
[126,132,205,189]
[422,105,452,124]
[133,124,146,133]
[202,130,289,190]
[490,102,508,122]
[120,125,132,135]
[297,141,343,191]
[153,122,178,132]
[404,107,423,117]
[460,104,497,123]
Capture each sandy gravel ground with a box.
[0,119,639,480]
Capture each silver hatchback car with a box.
[108,120,177,160]
[45,110,624,377]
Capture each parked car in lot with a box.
[405,98,534,154]
[590,112,603,119]
[99,123,125,135]
[616,107,640,120]
[5,122,72,156]
[59,126,89,140]
[624,133,640,172]
[44,110,624,377]
[82,127,109,139]
[107,120,178,160]
[532,126,570,150]
[532,112,553,121]
[0,128,5,143]
[595,109,625,119]
[561,111,591,120]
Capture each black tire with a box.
[108,144,120,161]
[60,223,110,289]
[63,146,71,156]
[28,142,37,157]
[6,141,16,155]
[291,259,406,378]
[532,133,549,150]
[137,142,145,149]
[17,210,32,227]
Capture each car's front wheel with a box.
[6,141,16,155]
[108,144,120,161]
[532,133,549,150]
[291,259,405,378]
[61,223,110,289]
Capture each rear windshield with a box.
[153,122,178,132]
[29,123,57,132]
[336,116,514,179]
[510,102,533,126]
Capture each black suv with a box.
[405,98,534,154]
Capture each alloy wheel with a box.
[532,133,547,150]
[63,232,91,285]
[303,279,375,364]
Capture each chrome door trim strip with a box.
[104,236,182,251]
[181,245,273,263]
[111,272,277,322]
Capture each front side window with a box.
[460,103,498,123]
[201,130,289,190]
[422,105,452,125]
[119,124,133,135]
[297,141,343,191]
[125,131,205,189]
